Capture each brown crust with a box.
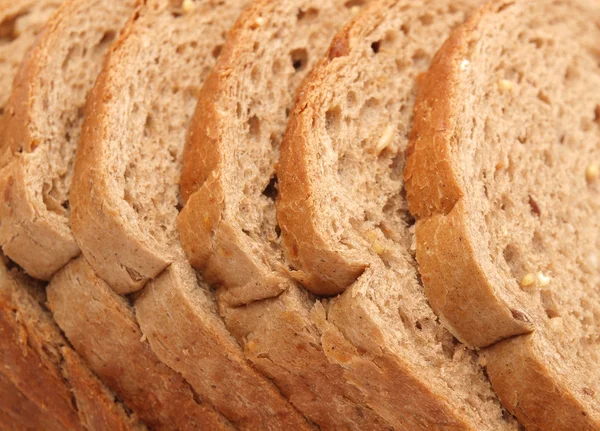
[278,67,367,295]
[70,5,168,294]
[0,372,65,431]
[405,0,600,428]
[485,333,599,431]
[47,257,234,431]
[404,1,532,347]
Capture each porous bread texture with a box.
[0,0,137,281]
[71,0,246,293]
[277,0,518,429]
[177,0,405,429]
[0,372,65,431]
[69,1,310,429]
[0,0,63,114]
[47,257,232,431]
[0,256,143,431]
[404,0,600,428]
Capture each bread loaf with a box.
[405,0,600,428]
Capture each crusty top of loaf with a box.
[0,0,62,114]
[405,0,600,426]
[178,0,367,302]
[71,0,249,293]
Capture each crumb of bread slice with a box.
[277,0,520,429]
[0,0,137,280]
[405,0,600,428]
[69,1,311,429]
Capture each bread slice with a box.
[68,1,311,429]
[0,372,65,431]
[0,0,63,115]
[176,1,409,428]
[0,0,137,280]
[47,257,232,431]
[275,0,521,429]
[0,256,144,431]
[404,0,600,428]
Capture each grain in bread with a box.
[404,0,600,428]
[0,0,62,114]
[177,0,406,428]
[277,0,519,429]
[67,1,310,429]
[0,0,137,281]
[0,256,143,430]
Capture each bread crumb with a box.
[246,340,257,354]
[140,334,147,343]
[251,16,265,28]
[521,273,536,287]
[537,272,551,287]
[350,5,361,14]
[498,79,514,91]
[374,125,395,154]
[460,59,470,71]
[586,163,599,183]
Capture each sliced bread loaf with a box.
[47,257,232,431]
[66,1,311,429]
[176,0,401,428]
[404,0,600,428]
[0,0,137,280]
[0,256,144,431]
[276,0,519,429]
[0,372,64,431]
[0,0,62,114]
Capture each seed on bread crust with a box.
[521,273,536,287]
[498,79,514,91]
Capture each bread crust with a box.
[405,0,600,427]
[47,257,234,431]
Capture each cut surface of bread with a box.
[47,257,232,431]
[69,1,310,429]
[0,256,143,431]
[0,0,63,114]
[404,0,600,428]
[177,0,405,428]
[0,0,137,281]
[0,372,65,431]
[276,0,519,429]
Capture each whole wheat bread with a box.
[67,1,310,429]
[405,0,600,429]
[276,0,520,429]
[0,256,144,431]
[0,0,136,280]
[0,0,62,115]
[176,0,404,428]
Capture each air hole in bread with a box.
[290,48,308,72]
[325,106,342,136]
[411,49,429,68]
[272,59,283,75]
[247,115,261,139]
[400,23,410,35]
[502,244,523,279]
[0,11,26,42]
[296,7,319,21]
[251,65,260,83]
[97,31,116,51]
[370,41,380,54]
[537,90,551,105]
[212,44,222,59]
[528,195,541,217]
[532,230,545,252]
[262,176,278,201]
[144,114,153,137]
[418,13,433,26]
[540,289,560,319]
[343,0,364,8]
[347,91,357,107]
